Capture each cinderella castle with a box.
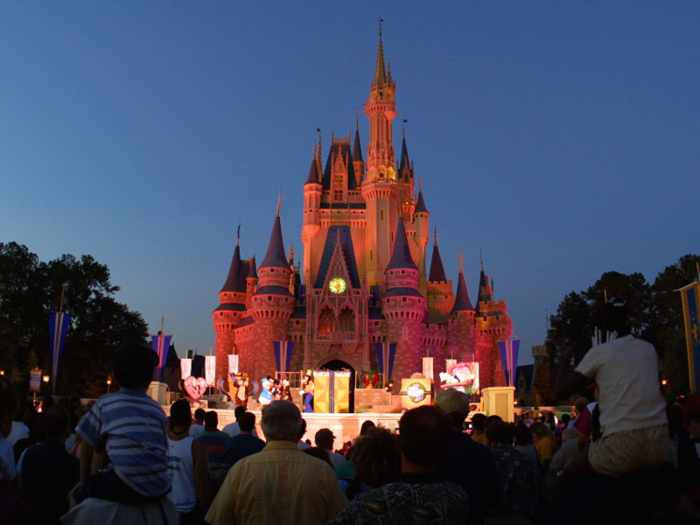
[212,28,513,395]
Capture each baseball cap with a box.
[435,388,471,415]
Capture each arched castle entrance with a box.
[313,355,356,413]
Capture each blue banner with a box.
[498,339,520,387]
[151,334,173,382]
[49,312,72,395]
[680,282,700,392]
[375,342,398,380]
[273,341,295,373]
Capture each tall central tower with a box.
[362,23,400,290]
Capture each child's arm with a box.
[67,440,95,504]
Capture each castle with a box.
[213,28,513,395]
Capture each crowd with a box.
[0,299,699,524]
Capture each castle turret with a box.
[302,147,323,287]
[381,218,426,391]
[352,118,365,186]
[414,183,430,297]
[248,207,295,380]
[427,228,455,322]
[362,23,400,290]
[245,254,258,310]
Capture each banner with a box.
[29,369,42,393]
[228,354,239,375]
[375,342,398,381]
[205,356,216,386]
[49,312,72,395]
[151,334,173,382]
[180,358,192,380]
[680,281,700,392]
[422,357,434,382]
[498,339,520,387]
[273,341,295,373]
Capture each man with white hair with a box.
[205,400,347,525]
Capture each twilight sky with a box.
[1,2,698,366]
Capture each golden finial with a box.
[459,251,464,273]
[289,245,295,263]
[418,179,422,192]
[236,220,241,246]
[480,248,484,271]
[276,189,281,217]
[356,109,359,131]
[374,19,386,87]
[434,226,438,246]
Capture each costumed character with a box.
[258,376,274,406]
[300,374,314,413]
[279,377,292,401]
[235,373,250,409]
[439,372,466,394]
[271,378,281,401]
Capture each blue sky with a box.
[1,2,698,366]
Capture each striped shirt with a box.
[77,388,170,497]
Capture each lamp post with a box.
[107,374,112,394]
[42,374,50,408]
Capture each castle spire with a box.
[259,209,288,270]
[305,143,321,185]
[386,217,418,271]
[247,253,257,279]
[220,242,245,293]
[374,20,386,87]
[452,252,475,313]
[415,184,428,214]
[428,228,447,282]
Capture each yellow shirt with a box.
[205,440,348,525]
[536,436,557,462]
[471,432,487,445]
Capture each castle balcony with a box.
[315,331,357,343]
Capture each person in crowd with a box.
[573,391,599,452]
[189,408,206,437]
[225,411,265,467]
[570,397,589,427]
[550,426,579,474]
[303,446,333,466]
[297,417,311,450]
[338,426,401,501]
[166,399,210,525]
[335,420,376,481]
[222,405,259,439]
[12,401,37,463]
[485,420,540,523]
[514,422,538,466]
[20,405,79,525]
[555,299,668,481]
[205,400,347,525]
[316,428,347,467]
[544,411,557,433]
[0,375,30,524]
[436,388,499,525]
[470,413,487,444]
[68,342,171,506]
[194,411,230,496]
[6,397,30,447]
[328,405,468,524]
[530,422,556,472]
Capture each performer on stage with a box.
[258,376,274,406]
[301,373,314,413]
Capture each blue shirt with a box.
[225,433,266,466]
[77,388,170,497]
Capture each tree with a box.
[530,359,557,407]
[0,242,148,396]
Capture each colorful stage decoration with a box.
[375,342,397,386]
[228,354,239,375]
[273,341,295,373]
[361,370,380,388]
[401,377,432,409]
[183,376,208,401]
[680,279,700,391]
[313,370,351,413]
[204,356,216,387]
[180,358,192,380]
[439,362,480,396]
[48,311,72,395]
[497,338,520,387]
[422,357,434,382]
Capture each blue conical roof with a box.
[415,190,428,214]
[259,216,288,270]
[428,243,447,282]
[221,243,246,293]
[247,254,258,279]
[386,218,418,271]
[452,270,475,313]
[305,155,321,185]
[399,136,410,172]
[352,128,363,163]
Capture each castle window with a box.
[339,307,355,332]
[334,191,343,201]
[402,298,407,302]
[370,250,373,261]
[380,210,384,221]
[268,296,272,301]
[319,307,337,334]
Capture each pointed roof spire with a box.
[305,143,321,185]
[452,251,475,313]
[352,113,364,163]
[386,217,418,271]
[428,228,447,282]
[374,20,387,87]
[221,243,246,293]
[399,132,410,172]
[415,181,428,214]
[276,189,281,217]
[259,210,288,270]
[247,254,258,279]
[477,253,493,306]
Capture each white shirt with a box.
[576,335,666,436]
[222,422,258,439]
[327,451,346,467]
[6,421,30,446]
[189,423,205,437]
